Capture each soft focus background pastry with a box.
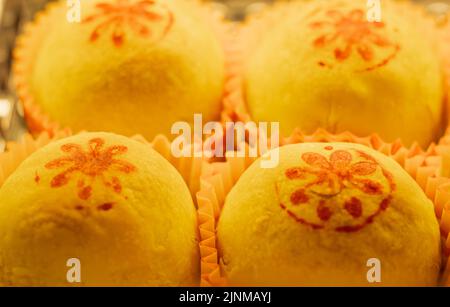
[0,132,199,286]
[242,0,447,147]
[218,143,441,286]
[14,0,225,139]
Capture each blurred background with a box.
[0,0,449,151]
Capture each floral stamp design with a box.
[83,0,174,47]
[276,146,396,232]
[309,9,400,72]
[44,138,136,200]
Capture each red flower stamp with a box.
[83,0,174,47]
[44,138,137,200]
[309,9,400,72]
[276,146,396,232]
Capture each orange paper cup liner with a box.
[13,1,64,135]
[196,130,450,286]
[220,0,450,152]
[0,132,205,201]
[13,0,232,137]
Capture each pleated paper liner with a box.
[221,0,450,150]
[13,1,64,135]
[13,0,232,137]
[196,129,450,287]
[0,132,206,202]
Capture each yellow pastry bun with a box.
[0,132,199,286]
[217,143,441,286]
[243,0,446,147]
[15,0,225,139]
